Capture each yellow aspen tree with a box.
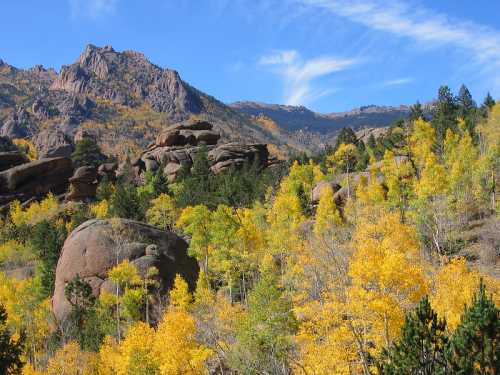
[475,103,500,210]
[169,274,193,311]
[90,199,110,219]
[154,310,212,375]
[327,143,358,198]
[313,184,342,236]
[146,193,178,231]
[430,258,500,330]
[444,128,479,217]
[409,118,436,173]
[266,190,305,277]
[296,295,364,375]
[348,211,428,358]
[381,150,415,222]
[107,260,144,339]
[46,341,99,375]
[98,322,158,375]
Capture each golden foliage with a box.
[46,341,99,375]
[13,138,38,160]
[146,193,178,230]
[431,257,500,330]
[91,199,110,219]
[9,193,59,227]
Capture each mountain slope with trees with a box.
[0,84,498,374]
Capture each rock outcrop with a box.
[0,107,38,139]
[0,152,29,172]
[0,157,73,207]
[139,119,271,182]
[53,219,199,323]
[65,166,98,202]
[51,44,202,114]
[34,129,74,158]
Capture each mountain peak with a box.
[50,45,201,114]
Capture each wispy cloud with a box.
[69,0,118,19]
[259,50,357,105]
[299,0,500,89]
[383,77,413,87]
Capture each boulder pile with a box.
[139,119,271,182]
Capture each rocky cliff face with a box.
[51,45,202,116]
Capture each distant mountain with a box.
[0,45,305,158]
[230,101,414,134]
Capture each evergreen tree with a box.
[446,281,500,374]
[377,296,448,375]
[410,101,425,121]
[334,127,358,151]
[457,85,476,115]
[31,220,67,297]
[367,133,377,150]
[356,140,369,171]
[457,84,478,133]
[433,85,458,152]
[0,304,25,375]
[483,92,496,110]
[109,182,144,221]
[71,139,106,168]
[64,275,103,351]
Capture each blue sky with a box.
[1,0,500,112]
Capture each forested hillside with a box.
[0,85,498,374]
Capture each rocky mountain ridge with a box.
[230,101,432,135]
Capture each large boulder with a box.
[0,152,29,172]
[311,181,342,204]
[154,120,220,148]
[0,157,73,206]
[34,129,74,158]
[208,143,269,174]
[53,219,199,323]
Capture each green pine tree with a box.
[334,127,358,152]
[377,296,448,375]
[71,139,106,168]
[31,220,67,298]
[432,85,458,153]
[0,304,25,375]
[410,101,425,121]
[483,93,496,110]
[446,281,499,374]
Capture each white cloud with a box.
[259,50,356,105]
[383,77,413,86]
[299,0,500,89]
[70,0,118,19]
[259,50,298,65]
